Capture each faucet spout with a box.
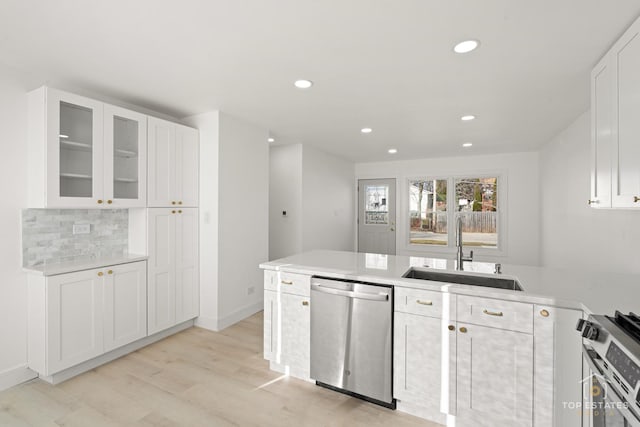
[455,215,473,271]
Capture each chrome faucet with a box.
[455,216,473,271]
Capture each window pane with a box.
[409,179,448,245]
[365,185,389,224]
[454,177,498,248]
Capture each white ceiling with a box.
[1,1,639,162]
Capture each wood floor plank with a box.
[0,312,441,426]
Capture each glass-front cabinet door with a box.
[46,89,104,207]
[104,105,147,207]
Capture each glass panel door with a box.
[113,115,139,199]
[59,101,94,198]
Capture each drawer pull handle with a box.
[635,196,640,203]
[416,300,433,306]
[281,280,293,285]
[483,309,504,317]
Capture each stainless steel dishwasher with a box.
[310,277,395,408]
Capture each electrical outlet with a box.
[72,224,91,235]
[247,286,255,295]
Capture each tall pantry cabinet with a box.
[147,118,200,334]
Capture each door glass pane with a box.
[113,116,139,199]
[365,185,389,224]
[59,102,93,197]
[409,179,448,245]
[455,177,498,248]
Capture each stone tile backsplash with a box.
[22,209,128,267]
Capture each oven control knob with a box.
[582,324,600,341]
[576,319,586,332]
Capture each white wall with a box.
[540,111,640,274]
[0,64,37,389]
[183,111,220,331]
[301,145,355,252]
[355,152,541,265]
[269,144,355,260]
[218,113,269,328]
[269,144,302,260]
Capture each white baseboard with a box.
[195,315,219,331]
[216,301,263,331]
[39,320,194,385]
[0,365,38,391]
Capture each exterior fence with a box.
[411,211,497,233]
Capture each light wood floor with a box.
[0,313,440,427]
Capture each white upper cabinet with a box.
[590,54,613,208]
[104,105,147,208]
[591,16,640,209]
[612,19,640,208]
[28,87,147,208]
[148,117,199,208]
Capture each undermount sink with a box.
[402,268,523,291]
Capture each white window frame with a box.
[403,172,507,258]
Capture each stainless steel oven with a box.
[578,312,640,427]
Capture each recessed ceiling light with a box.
[388,148,398,154]
[453,40,479,54]
[267,137,275,143]
[462,142,473,148]
[361,128,373,134]
[294,79,313,89]
[461,115,476,121]
[59,134,69,139]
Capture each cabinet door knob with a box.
[107,200,113,204]
[97,199,103,204]
[459,327,468,333]
[172,201,176,205]
[281,280,293,285]
[172,210,176,214]
[178,210,182,214]
[97,272,104,277]
[302,301,309,306]
[540,309,550,317]
[107,270,113,275]
[178,201,183,205]
[448,325,455,331]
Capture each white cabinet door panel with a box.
[456,323,533,427]
[591,55,613,208]
[148,118,176,207]
[148,209,176,334]
[613,20,640,208]
[176,208,199,322]
[280,293,310,380]
[175,125,199,207]
[394,312,442,414]
[104,261,147,352]
[47,269,104,374]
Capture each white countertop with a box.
[260,250,640,315]
[24,254,148,277]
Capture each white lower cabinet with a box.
[262,271,311,381]
[28,261,147,377]
[393,312,444,421]
[103,262,147,352]
[280,292,311,380]
[455,323,534,427]
[148,208,199,335]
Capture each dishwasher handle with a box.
[311,283,389,301]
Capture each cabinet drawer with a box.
[264,270,277,291]
[457,295,533,334]
[278,272,310,297]
[395,287,443,318]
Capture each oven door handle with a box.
[583,344,640,427]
